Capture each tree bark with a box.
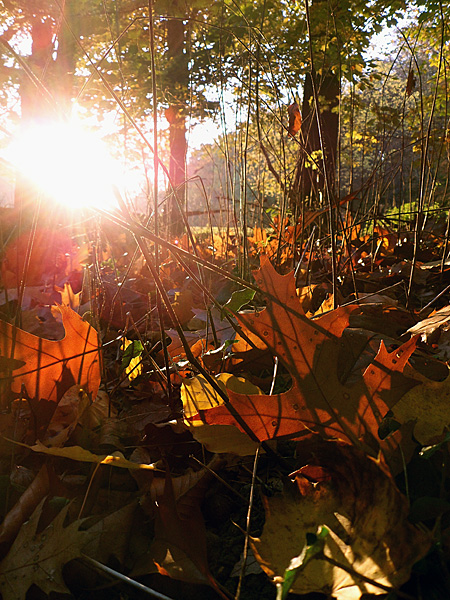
[292,68,339,206]
[165,9,188,237]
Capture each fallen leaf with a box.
[55,282,81,311]
[251,439,430,600]
[6,439,156,470]
[181,373,262,418]
[0,305,101,406]
[171,289,195,326]
[0,501,96,600]
[82,501,138,565]
[222,288,256,315]
[133,469,228,599]
[392,363,450,444]
[0,465,50,548]
[192,258,420,460]
[182,373,262,455]
[408,305,450,341]
[42,385,91,447]
[277,525,329,599]
[186,423,260,456]
[121,338,143,381]
[79,390,116,430]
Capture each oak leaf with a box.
[0,501,97,600]
[251,439,430,599]
[193,258,420,458]
[0,305,101,406]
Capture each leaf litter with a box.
[1,222,450,600]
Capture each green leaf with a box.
[121,340,144,371]
[222,288,256,317]
[276,526,329,600]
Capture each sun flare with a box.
[9,120,122,211]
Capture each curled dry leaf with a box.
[42,385,91,448]
[408,305,450,343]
[0,305,101,406]
[251,439,430,600]
[0,465,50,548]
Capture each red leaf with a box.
[0,305,101,405]
[193,258,420,461]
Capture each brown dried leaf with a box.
[406,68,416,97]
[408,305,450,341]
[0,501,96,600]
[251,439,430,599]
[154,475,228,598]
[42,385,91,448]
[0,465,50,548]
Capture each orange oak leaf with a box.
[0,305,101,406]
[192,258,419,457]
[288,102,302,136]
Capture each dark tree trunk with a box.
[292,69,339,206]
[165,10,188,237]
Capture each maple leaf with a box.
[251,439,430,600]
[193,258,420,458]
[0,305,101,406]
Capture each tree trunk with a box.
[165,10,188,237]
[292,69,339,206]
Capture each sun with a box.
[9,120,122,211]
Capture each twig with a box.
[235,445,261,600]
[81,555,176,600]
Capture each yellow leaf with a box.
[5,439,156,470]
[186,423,260,456]
[121,338,143,381]
[392,366,450,444]
[181,373,262,419]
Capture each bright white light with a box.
[9,120,121,210]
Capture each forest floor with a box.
[1,209,450,599]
